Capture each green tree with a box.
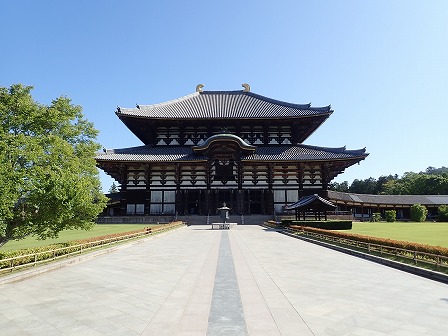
[410,204,428,222]
[438,205,448,222]
[329,181,349,192]
[385,210,396,222]
[349,177,377,194]
[0,84,107,246]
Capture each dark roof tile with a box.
[327,190,448,206]
[117,90,332,120]
[96,144,367,163]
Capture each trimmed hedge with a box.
[290,226,448,257]
[280,219,294,226]
[291,220,352,230]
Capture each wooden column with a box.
[267,163,274,190]
[144,164,151,215]
[118,164,127,216]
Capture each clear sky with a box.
[2,1,447,192]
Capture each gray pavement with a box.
[1,225,447,335]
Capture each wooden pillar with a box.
[361,204,364,222]
[291,122,300,145]
[119,164,127,216]
[263,122,269,145]
[237,161,243,190]
[206,160,212,190]
[267,163,274,190]
[298,163,303,198]
[174,163,181,215]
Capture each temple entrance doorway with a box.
[185,190,201,215]
[210,189,238,215]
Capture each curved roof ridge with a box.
[199,90,331,111]
[132,92,200,111]
[285,194,336,210]
[116,90,333,119]
[245,91,331,111]
[300,144,367,155]
[192,133,256,154]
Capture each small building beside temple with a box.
[326,191,448,220]
[96,84,368,217]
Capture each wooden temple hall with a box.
[96,84,368,216]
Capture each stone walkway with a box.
[1,225,447,335]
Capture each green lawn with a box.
[0,224,153,252]
[350,222,448,248]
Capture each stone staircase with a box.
[177,214,273,226]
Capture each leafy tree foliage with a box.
[328,181,349,192]
[0,84,107,246]
[385,210,396,222]
[382,172,448,195]
[410,204,428,222]
[438,205,448,222]
[370,213,382,222]
[330,168,448,195]
[426,166,448,175]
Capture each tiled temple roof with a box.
[96,144,367,163]
[285,194,336,210]
[116,90,332,120]
[327,190,448,206]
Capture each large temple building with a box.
[96,84,368,217]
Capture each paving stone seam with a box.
[207,231,249,335]
[141,229,219,335]
[0,226,187,285]
[229,230,282,335]
[231,229,316,335]
[275,228,448,285]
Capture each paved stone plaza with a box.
[1,225,447,335]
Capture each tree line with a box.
[329,166,448,195]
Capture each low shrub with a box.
[370,213,382,222]
[385,210,396,222]
[291,220,352,230]
[438,205,448,222]
[410,204,427,222]
[280,219,294,227]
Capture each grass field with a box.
[350,222,448,248]
[3,221,448,252]
[0,224,153,252]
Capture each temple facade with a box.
[96,84,368,216]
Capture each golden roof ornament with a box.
[242,83,250,92]
[196,84,204,92]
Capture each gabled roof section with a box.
[192,134,256,155]
[116,90,333,120]
[285,194,337,210]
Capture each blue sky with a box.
[2,1,447,192]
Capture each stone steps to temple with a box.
[177,214,273,226]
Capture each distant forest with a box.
[329,166,448,195]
